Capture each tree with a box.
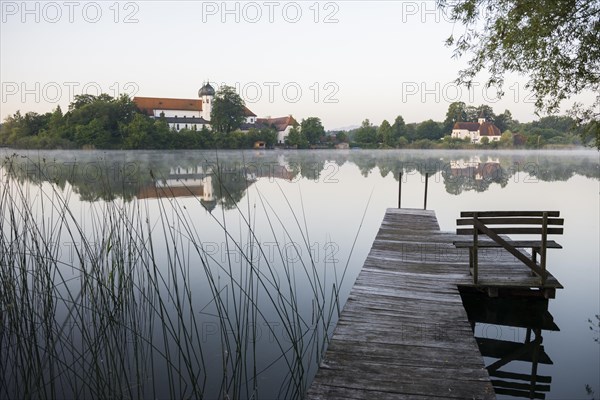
[69,94,97,111]
[121,113,153,149]
[378,119,394,146]
[210,85,246,134]
[405,123,417,142]
[443,101,468,132]
[580,118,600,148]
[336,131,348,143]
[286,126,309,148]
[439,0,600,147]
[494,109,514,133]
[416,119,444,141]
[354,119,377,143]
[74,118,110,148]
[475,105,495,122]
[247,127,277,148]
[499,130,513,147]
[392,115,407,143]
[300,117,325,144]
[464,105,478,122]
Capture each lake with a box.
[1,149,598,399]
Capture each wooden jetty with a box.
[307,208,563,399]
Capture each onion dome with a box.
[198,82,215,97]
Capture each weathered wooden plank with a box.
[457,227,564,235]
[457,217,564,225]
[324,339,491,367]
[469,279,563,289]
[307,384,454,400]
[309,370,496,399]
[307,208,562,400]
[460,211,560,217]
[454,240,562,249]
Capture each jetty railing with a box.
[398,171,430,210]
[453,211,564,285]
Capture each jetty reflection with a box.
[461,289,558,399]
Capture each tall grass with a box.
[0,154,360,399]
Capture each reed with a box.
[0,154,362,399]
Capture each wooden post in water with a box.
[398,172,402,209]
[423,172,429,210]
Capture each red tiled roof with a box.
[453,122,480,131]
[479,122,501,136]
[453,121,501,136]
[256,116,298,131]
[134,97,203,115]
[133,96,256,117]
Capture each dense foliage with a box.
[0,95,593,150]
[343,102,592,149]
[337,102,593,149]
[285,117,326,148]
[439,0,600,148]
[210,85,246,134]
[0,94,277,150]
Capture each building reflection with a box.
[136,162,294,211]
[2,150,597,204]
[460,288,557,399]
[137,165,218,210]
[449,156,502,181]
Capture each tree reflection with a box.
[2,150,598,208]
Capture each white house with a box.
[256,116,298,144]
[451,116,502,144]
[133,83,295,142]
[133,83,256,132]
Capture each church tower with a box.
[198,82,215,121]
[477,110,486,125]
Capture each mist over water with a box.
[1,148,598,399]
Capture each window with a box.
[176,124,180,130]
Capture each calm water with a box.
[1,149,598,399]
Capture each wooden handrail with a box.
[457,211,562,285]
[461,211,560,217]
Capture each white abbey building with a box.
[133,82,296,143]
[134,83,256,131]
[451,116,502,144]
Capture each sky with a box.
[1,0,596,130]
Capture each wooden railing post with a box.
[398,172,402,209]
[423,172,429,210]
[540,212,548,285]
[473,212,479,284]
